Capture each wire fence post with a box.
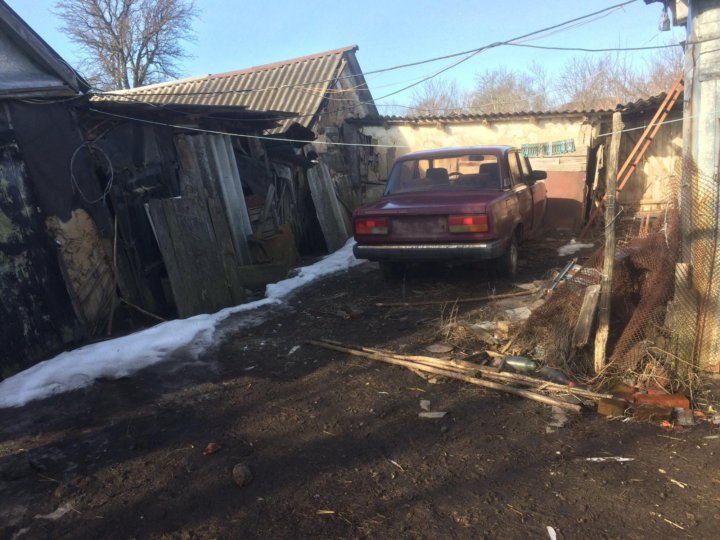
[594,111,623,374]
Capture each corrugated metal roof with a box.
[92,46,360,133]
[357,91,675,125]
[616,92,681,115]
[369,107,615,124]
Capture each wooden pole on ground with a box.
[594,111,623,374]
[306,340,592,411]
[375,288,536,308]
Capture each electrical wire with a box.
[76,1,642,129]
[25,2,693,128]
[87,107,412,148]
[70,142,115,204]
[507,42,682,53]
[93,0,640,102]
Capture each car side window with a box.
[519,154,531,182]
[508,152,522,186]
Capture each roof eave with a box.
[0,1,90,94]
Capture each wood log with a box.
[375,288,536,308]
[307,340,583,412]
[572,284,601,348]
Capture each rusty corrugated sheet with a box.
[92,46,358,133]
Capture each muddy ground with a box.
[1,235,719,539]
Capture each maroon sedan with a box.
[352,146,547,278]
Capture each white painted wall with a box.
[360,117,597,181]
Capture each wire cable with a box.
[506,42,682,53]
[70,142,114,204]
[87,107,411,148]
[93,0,640,102]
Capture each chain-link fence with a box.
[676,158,720,373]
[514,158,719,394]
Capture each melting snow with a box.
[0,240,362,408]
[557,239,594,256]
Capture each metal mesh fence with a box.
[514,158,720,392]
[677,158,720,373]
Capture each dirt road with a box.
[1,237,719,539]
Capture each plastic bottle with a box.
[504,356,539,372]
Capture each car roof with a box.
[395,146,514,161]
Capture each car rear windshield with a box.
[385,154,501,195]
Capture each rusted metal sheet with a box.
[93,46,361,133]
[543,171,587,230]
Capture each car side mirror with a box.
[532,170,547,181]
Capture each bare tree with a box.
[554,47,683,110]
[469,65,553,114]
[55,0,198,90]
[645,44,684,94]
[408,78,465,116]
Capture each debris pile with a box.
[307,339,610,414]
[512,207,700,397]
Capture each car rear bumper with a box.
[353,240,505,261]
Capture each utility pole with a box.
[594,111,623,374]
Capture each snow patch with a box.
[0,241,362,408]
[557,239,594,256]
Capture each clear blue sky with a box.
[7,0,685,108]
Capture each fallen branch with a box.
[375,288,537,308]
[307,340,583,413]
[320,340,611,401]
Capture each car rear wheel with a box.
[496,235,518,278]
[379,261,406,280]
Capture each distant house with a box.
[353,96,682,231]
[93,46,379,251]
[1,6,381,374]
[81,46,379,321]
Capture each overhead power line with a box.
[95,0,640,102]
[507,42,682,53]
[87,108,411,148]
[373,0,639,102]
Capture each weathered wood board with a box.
[146,196,244,318]
[174,133,253,265]
[572,284,601,348]
[307,161,350,252]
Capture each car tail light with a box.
[355,217,389,235]
[448,214,488,233]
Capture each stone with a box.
[504,307,532,321]
[418,411,447,419]
[232,463,253,487]
[675,407,695,426]
[426,343,453,354]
